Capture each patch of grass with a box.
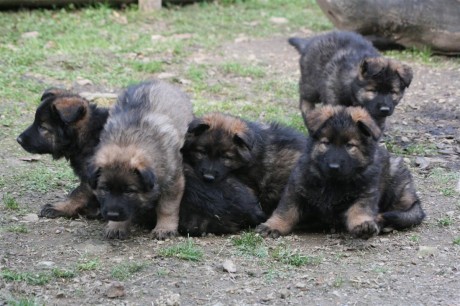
[429,168,460,197]
[3,193,19,210]
[384,140,437,156]
[52,268,76,279]
[7,298,41,306]
[384,46,443,66]
[409,234,420,243]
[6,224,29,234]
[1,269,51,286]
[333,276,345,288]
[111,262,146,280]
[76,258,100,271]
[131,60,164,74]
[437,215,454,227]
[159,239,203,261]
[220,62,266,78]
[271,245,322,267]
[231,231,268,257]
[453,237,460,246]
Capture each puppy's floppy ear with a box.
[187,118,210,136]
[347,107,381,140]
[52,97,88,124]
[135,168,156,192]
[87,164,100,190]
[305,105,337,136]
[396,63,413,88]
[359,57,385,79]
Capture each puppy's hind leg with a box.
[40,183,96,218]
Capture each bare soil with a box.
[1,35,459,305]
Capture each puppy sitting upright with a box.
[256,106,425,239]
[89,80,193,240]
[289,31,413,128]
[17,88,109,218]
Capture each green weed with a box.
[76,258,100,271]
[220,62,266,78]
[52,268,76,279]
[3,193,19,210]
[437,215,454,227]
[1,269,51,286]
[271,246,321,266]
[453,237,460,245]
[159,239,203,261]
[7,298,42,306]
[111,262,146,280]
[231,231,268,257]
[409,235,420,243]
[6,225,29,234]
[429,168,460,197]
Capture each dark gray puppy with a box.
[289,31,413,128]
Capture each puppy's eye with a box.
[346,143,357,149]
[320,139,330,145]
[125,186,138,194]
[38,126,49,133]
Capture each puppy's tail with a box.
[288,37,312,54]
[377,201,426,232]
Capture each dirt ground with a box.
[1,35,459,305]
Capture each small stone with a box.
[157,72,176,79]
[222,259,236,273]
[401,136,410,143]
[56,292,66,298]
[22,31,39,39]
[105,282,125,298]
[36,261,55,269]
[76,78,93,86]
[415,157,430,169]
[22,214,39,222]
[279,289,290,299]
[270,17,288,24]
[55,227,64,234]
[295,282,307,289]
[155,292,180,306]
[418,246,437,257]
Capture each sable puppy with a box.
[179,163,266,236]
[256,106,425,239]
[17,88,109,218]
[181,113,306,215]
[89,80,193,240]
[289,31,413,128]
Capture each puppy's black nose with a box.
[328,163,340,170]
[379,106,391,116]
[16,136,23,145]
[202,173,215,182]
[106,211,120,219]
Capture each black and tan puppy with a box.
[289,31,413,127]
[17,88,109,218]
[179,163,266,236]
[88,80,193,239]
[256,106,425,239]
[181,113,306,215]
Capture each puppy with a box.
[181,113,306,215]
[88,80,193,240]
[256,106,425,239]
[289,31,413,128]
[179,163,266,236]
[17,88,109,218]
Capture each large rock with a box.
[316,0,460,55]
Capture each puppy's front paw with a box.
[104,221,129,240]
[255,223,282,238]
[151,228,178,240]
[350,220,379,239]
[39,203,67,218]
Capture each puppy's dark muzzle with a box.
[202,173,215,182]
[379,106,391,116]
[16,135,24,145]
[105,211,126,221]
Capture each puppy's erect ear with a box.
[233,130,255,151]
[347,107,381,140]
[41,88,68,102]
[52,97,88,124]
[305,105,337,136]
[359,57,385,79]
[396,63,413,88]
[187,118,210,136]
[135,168,156,192]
